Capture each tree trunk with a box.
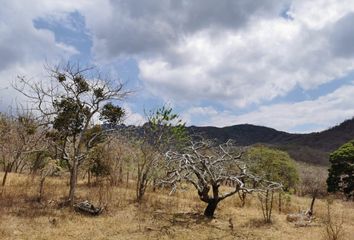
[238,191,247,207]
[1,162,13,186]
[309,191,317,216]
[119,163,123,183]
[126,171,129,188]
[204,200,219,218]
[68,160,78,205]
[38,177,45,202]
[2,168,9,186]
[87,170,91,187]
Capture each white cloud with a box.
[139,12,354,107]
[123,104,145,126]
[79,0,354,108]
[82,0,286,59]
[2,0,354,131]
[0,1,88,111]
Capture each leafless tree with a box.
[37,157,62,202]
[14,62,128,205]
[297,163,327,216]
[0,113,47,186]
[258,189,275,223]
[162,140,282,218]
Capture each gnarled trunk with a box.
[203,184,220,218]
[204,199,219,218]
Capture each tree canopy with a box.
[327,140,354,199]
[245,145,299,191]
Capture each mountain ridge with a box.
[187,117,354,165]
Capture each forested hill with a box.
[187,117,354,165]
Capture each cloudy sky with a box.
[1,0,354,133]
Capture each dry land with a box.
[0,173,353,240]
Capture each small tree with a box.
[134,106,188,202]
[327,140,354,200]
[37,157,61,202]
[15,62,128,205]
[258,188,275,223]
[163,140,282,218]
[297,163,327,216]
[245,146,298,218]
[245,146,299,191]
[0,114,46,186]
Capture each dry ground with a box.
[0,173,353,240]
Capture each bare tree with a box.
[297,163,327,216]
[162,140,282,218]
[0,113,46,186]
[14,62,128,205]
[258,189,275,223]
[37,157,61,202]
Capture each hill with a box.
[187,117,354,165]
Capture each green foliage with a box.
[57,73,66,82]
[82,125,106,146]
[100,102,125,125]
[146,105,189,151]
[73,75,90,93]
[246,146,299,191]
[28,150,51,173]
[327,140,354,199]
[53,97,90,136]
[88,144,110,177]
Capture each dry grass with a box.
[0,172,353,240]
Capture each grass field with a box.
[0,172,353,240]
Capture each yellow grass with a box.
[0,172,353,240]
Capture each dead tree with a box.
[162,140,282,218]
[37,157,61,202]
[298,164,327,216]
[0,114,47,186]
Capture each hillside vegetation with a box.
[188,118,354,165]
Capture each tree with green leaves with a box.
[15,62,128,205]
[135,106,188,202]
[327,140,354,200]
[245,146,299,221]
[245,146,299,191]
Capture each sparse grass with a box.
[0,172,353,240]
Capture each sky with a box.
[1,0,354,133]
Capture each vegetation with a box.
[245,146,299,191]
[134,106,188,202]
[0,63,352,239]
[15,63,128,205]
[163,141,282,218]
[0,172,352,240]
[244,146,299,222]
[327,140,354,200]
[297,162,328,215]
